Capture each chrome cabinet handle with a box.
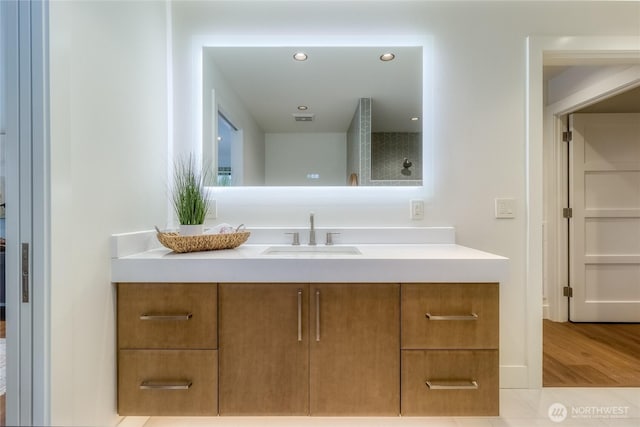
[315,289,321,342]
[139,313,193,321]
[297,289,303,342]
[426,380,478,390]
[140,380,192,390]
[425,313,478,321]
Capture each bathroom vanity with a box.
[111,227,507,417]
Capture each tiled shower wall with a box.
[347,98,422,185]
[371,132,422,181]
[346,98,370,185]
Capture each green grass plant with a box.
[172,155,210,225]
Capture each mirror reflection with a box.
[202,46,422,186]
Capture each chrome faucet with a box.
[309,212,317,246]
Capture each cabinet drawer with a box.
[402,283,498,349]
[118,349,218,415]
[118,283,217,349]
[401,349,498,416]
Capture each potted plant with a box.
[172,155,210,236]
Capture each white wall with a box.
[171,1,640,389]
[265,132,346,185]
[49,1,169,425]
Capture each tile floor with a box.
[124,388,640,427]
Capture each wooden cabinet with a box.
[118,349,218,416]
[218,283,400,416]
[309,283,400,415]
[218,283,309,415]
[402,282,498,349]
[400,283,499,416]
[402,350,498,415]
[117,283,218,416]
[116,281,498,417]
[118,282,218,349]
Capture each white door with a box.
[570,113,640,322]
[2,0,49,424]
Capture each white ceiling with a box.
[204,46,423,133]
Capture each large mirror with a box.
[202,46,422,186]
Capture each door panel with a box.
[309,283,400,415]
[584,218,640,254]
[585,171,640,209]
[585,264,640,301]
[218,283,309,415]
[570,113,640,321]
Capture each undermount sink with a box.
[262,245,362,255]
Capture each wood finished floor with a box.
[543,319,640,387]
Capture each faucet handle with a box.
[325,232,340,246]
[285,232,300,246]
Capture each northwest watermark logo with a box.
[548,402,630,422]
[548,403,568,423]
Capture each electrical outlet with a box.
[206,199,217,220]
[495,198,515,219]
[410,199,425,220]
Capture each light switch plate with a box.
[495,198,515,219]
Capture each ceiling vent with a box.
[293,113,315,122]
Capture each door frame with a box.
[526,35,640,388]
[546,67,640,322]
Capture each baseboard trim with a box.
[500,365,530,388]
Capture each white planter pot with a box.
[179,224,204,236]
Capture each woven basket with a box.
[156,230,251,253]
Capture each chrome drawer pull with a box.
[426,380,478,390]
[315,290,321,342]
[140,380,192,390]
[425,313,478,321]
[139,313,193,321]
[297,289,303,342]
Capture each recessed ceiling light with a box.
[410,117,420,121]
[297,105,309,111]
[380,52,395,62]
[293,52,308,61]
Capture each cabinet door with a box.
[309,283,400,415]
[218,283,309,415]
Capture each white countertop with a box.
[111,241,509,284]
